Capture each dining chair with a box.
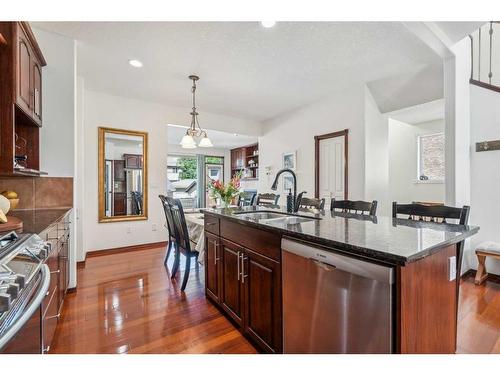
[238,191,256,207]
[159,195,176,265]
[392,202,470,224]
[165,196,199,291]
[255,193,280,206]
[297,192,325,210]
[331,199,378,216]
[392,201,470,321]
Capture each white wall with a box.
[469,84,500,276]
[81,89,262,254]
[364,86,389,215]
[258,84,366,205]
[388,119,445,205]
[33,28,78,288]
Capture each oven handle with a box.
[0,264,50,351]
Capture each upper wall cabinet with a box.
[16,22,46,126]
[0,22,47,176]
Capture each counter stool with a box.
[474,242,500,285]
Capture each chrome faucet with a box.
[271,168,298,212]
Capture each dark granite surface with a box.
[200,205,480,265]
[3,208,72,235]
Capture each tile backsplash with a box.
[0,177,73,210]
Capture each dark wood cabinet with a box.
[0,22,46,176]
[124,154,143,169]
[32,58,42,124]
[114,160,125,181]
[204,215,282,353]
[15,22,44,126]
[220,239,244,326]
[243,249,282,353]
[40,211,71,353]
[205,232,221,303]
[114,192,127,216]
[17,26,32,116]
[230,143,259,180]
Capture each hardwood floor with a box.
[51,246,499,354]
[457,273,500,353]
[51,246,257,354]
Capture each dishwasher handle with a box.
[282,237,394,284]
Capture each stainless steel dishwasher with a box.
[282,237,394,354]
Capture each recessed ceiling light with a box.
[261,21,276,28]
[128,59,143,68]
[233,133,239,136]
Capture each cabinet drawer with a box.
[42,285,59,353]
[220,219,281,262]
[204,214,220,235]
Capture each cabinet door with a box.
[205,232,221,302]
[113,193,127,215]
[243,249,282,353]
[220,239,244,326]
[32,57,42,125]
[114,160,125,181]
[17,28,32,115]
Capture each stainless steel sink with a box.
[234,210,319,224]
[265,216,316,225]
[234,211,290,220]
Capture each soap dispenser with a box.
[286,188,294,213]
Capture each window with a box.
[417,132,445,182]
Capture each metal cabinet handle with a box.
[50,270,61,275]
[241,255,248,283]
[43,345,50,354]
[206,222,216,226]
[213,242,219,265]
[45,313,60,320]
[237,251,240,281]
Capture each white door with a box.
[319,135,346,207]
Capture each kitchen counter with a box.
[201,205,479,265]
[5,208,72,235]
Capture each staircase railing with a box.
[470,22,500,92]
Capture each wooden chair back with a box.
[331,199,378,216]
[392,202,470,225]
[159,195,175,240]
[297,194,325,210]
[255,193,280,206]
[165,196,195,255]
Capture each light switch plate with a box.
[448,256,457,281]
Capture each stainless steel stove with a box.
[0,231,51,352]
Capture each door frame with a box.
[314,129,349,199]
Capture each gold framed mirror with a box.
[98,127,148,223]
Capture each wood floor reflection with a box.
[51,246,499,354]
[50,246,257,354]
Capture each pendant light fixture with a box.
[180,75,213,149]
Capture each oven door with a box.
[0,265,50,354]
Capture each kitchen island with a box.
[201,205,479,354]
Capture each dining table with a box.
[183,211,206,264]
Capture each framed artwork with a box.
[282,151,296,170]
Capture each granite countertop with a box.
[3,208,72,235]
[201,206,480,265]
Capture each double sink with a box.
[234,210,320,225]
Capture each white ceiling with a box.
[33,21,454,121]
[167,125,257,149]
[385,98,444,125]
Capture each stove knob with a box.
[7,283,19,299]
[15,274,25,289]
[0,293,11,313]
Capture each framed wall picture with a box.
[282,151,296,170]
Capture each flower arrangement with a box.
[208,173,241,207]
